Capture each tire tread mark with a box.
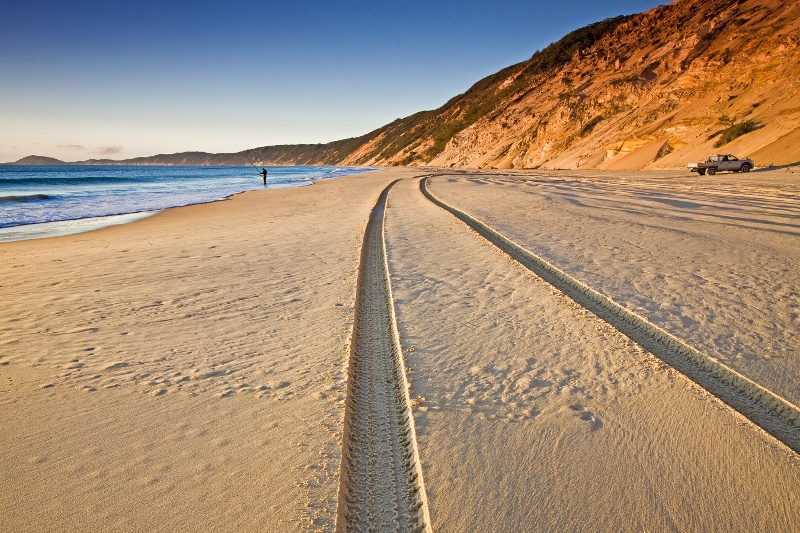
[336,180,433,532]
[420,176,800,455]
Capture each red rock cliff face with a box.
[342,0,800,169]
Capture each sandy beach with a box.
[2,167,800,531]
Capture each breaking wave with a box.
[0,193,54,203]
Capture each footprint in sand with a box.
[569,404,603,432]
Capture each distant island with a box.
[9,155,69,165]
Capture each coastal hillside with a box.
[12,0,800,169]
[9,138,376,167]
[342,0,800,169]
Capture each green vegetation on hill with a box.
[712,121,758,147]
[346,15,631,165]
[520,16,630,78]
[239,135,376,166]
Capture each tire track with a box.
[420,175,800,454]
[336,181,432,533]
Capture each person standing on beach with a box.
[260,168,267,185]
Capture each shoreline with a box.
[0,167,379,243]
[0,211,158,243]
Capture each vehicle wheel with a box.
[698,169,706,175]
[707,167,716,176]
[741,164,751,172]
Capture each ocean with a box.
[0,165,375,242]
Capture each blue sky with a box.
[0,0,666,162]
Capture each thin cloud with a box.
[97,145,122,155]
[58,144,85,150]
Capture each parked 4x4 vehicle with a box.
[687,154,754,175]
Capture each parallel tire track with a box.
[420,176,800,454]
[336,181,432,533]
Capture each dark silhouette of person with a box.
[260,168,267,185]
